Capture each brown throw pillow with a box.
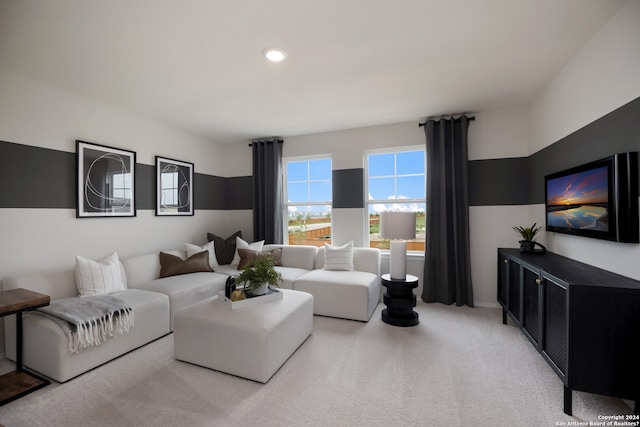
[237,248,283,270]
[207,231,242,265]
[159,251,212,278]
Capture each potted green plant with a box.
[512,223,546,254]
[235,256,282,296]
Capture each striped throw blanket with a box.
[35,295,134,354]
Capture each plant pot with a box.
[519,240,546,254]
[519,240,535,253]
[250,282,269,296]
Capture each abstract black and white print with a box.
[77,140,136,217]
[156,156,194,216]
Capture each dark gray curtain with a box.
[422,117,474,307]
[251,138,284,244]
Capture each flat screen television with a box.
[545,152,639,243]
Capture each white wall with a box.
[0,72,243,354]
[0,71,232,277]
[527,0,640,279]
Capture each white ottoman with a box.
[173,289,313,383]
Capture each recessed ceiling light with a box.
[262,47,288,62]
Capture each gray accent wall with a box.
[468,157,529,206]
[469,95,640,206]
[333,168,364,209]
[0,140,246,210]
[2,96,638,211]
[527,96,640,204]
[0,141,75,208]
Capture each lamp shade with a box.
[380,212,417,240]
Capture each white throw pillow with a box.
[75,252,127,297]
[324,241,355,271]
[231,237,265,265]
[185,241,219,269]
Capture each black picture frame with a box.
[76,140,136,218]
[156,156,194,216]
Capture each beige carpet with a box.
[0,302,632,427]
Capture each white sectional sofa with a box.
[1,243,380,383]
[213,243,381,321]
[294,246,381,322]
[2,268,171,383]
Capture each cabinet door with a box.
[498,254,508,307]
[507,259,521,323]
[541,274,567,377]
[522,265,540,346]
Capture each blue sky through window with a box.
[286,151,425,216]
[287,158,332,214]
[368,150,425,204]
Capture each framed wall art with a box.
[77,140,136,218]
[156,156,194,216]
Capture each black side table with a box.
[381,273,419,327]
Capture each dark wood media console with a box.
[498,248,639,415]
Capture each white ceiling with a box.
[0,0,627,144]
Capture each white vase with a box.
[252,282,269,296]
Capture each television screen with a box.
[545,152,639,243]
[546,165,610,232]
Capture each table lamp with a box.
[380,211,417,280]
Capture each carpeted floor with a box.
[0,302,633,427]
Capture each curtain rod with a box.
[248,138,284,147]
[418,115,475,127]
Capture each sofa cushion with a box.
[185,241,219,269]
[293,269,379,321]
[274,266,311,289]
[132,271,228,330]
[75,252,127,297]
[323,241,355,271]
[263,244,318,270]
[159,251,212,278]
[207,230,242,265]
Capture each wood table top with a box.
[0,288,50,316]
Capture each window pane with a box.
[309,159,331,180]
[287,161,308,182]
[397,176,425,199]
[309,181,331,202]
[287,182,308,202]
[369,177,394,200]
[368,153,394,177]
[162,189,176,205]
[161,172,176,189]
[396,151,424,175]
[287,205,331,246]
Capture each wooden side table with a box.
[0,288,50,405]
[381,273,419,327]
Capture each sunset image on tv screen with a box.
[546,166,609,231]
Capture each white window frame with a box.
[364,145,426,250]
[283,154,333,245]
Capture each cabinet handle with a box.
[504,259,508,264]
[535,278,541,285]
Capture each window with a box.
[160,171,179,208]
[365,147,426,251]
[110,172,132,203]
[284,156,332,246]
